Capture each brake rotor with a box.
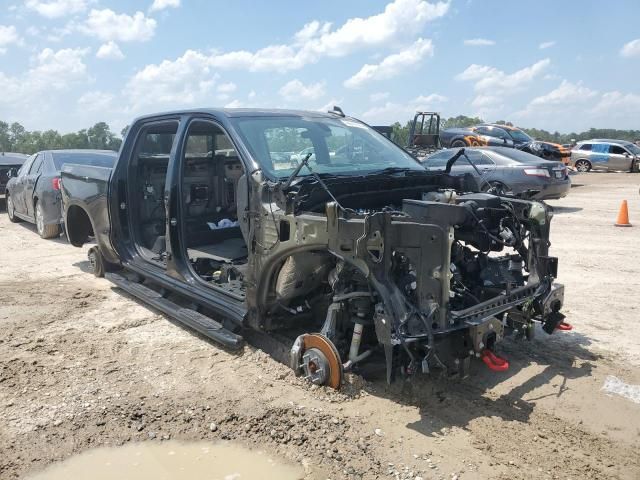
[301,333,343,390]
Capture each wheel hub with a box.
[302,348,329,385]
[290,333,343,389]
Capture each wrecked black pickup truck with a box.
[61,108,567,388]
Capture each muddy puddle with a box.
[25,441,305,480]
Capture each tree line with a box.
[0,121,122,155]
[2,116,639,156]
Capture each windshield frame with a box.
[228,115,425,181]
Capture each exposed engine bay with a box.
[242,171,566,387]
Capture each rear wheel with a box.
[451,139,467,148]
[574,160,591,172]
[35,201,60,239]
[6,194,21,223]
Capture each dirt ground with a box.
[1,172,639,480]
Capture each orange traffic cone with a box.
[614,200,632,227]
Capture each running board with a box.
[106,272,244,350]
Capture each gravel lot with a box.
[1,173,639,480]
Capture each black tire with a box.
[88,246,106,278]
[574,160,591,173]
[6,194,21,223]
[451,139,467,148]
[35,201,60,239]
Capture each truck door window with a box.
[180,120,247,294]
[131,121,178,260]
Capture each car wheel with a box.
[35,201,60,239]
[574,160,591,172]
[87,246,106,278]
[6,194,21,223]
[451,139,467,148]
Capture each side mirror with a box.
[503,138,508,144]
[6,168,16,178]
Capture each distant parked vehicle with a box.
[440,124,571,163]
[5,149,117,238]
[0,152,28,197]
[570,139,639,172]
[423,146,571,200]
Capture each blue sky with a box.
[1,0,639,134]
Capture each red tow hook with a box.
[555,321,573,331]
[481,349,510,372]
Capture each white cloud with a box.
[96,41,124,60]
[81,9,156,43]
[0,25,20,50]
[217,82,237,93]
[31,47,90,88]
[471,94,501,109]
[620,39,640,58]
[248,90,256,99]
[463,38,495,46]
[125,49,219,110]
[457,59,550,92]
[344,38,433,88]
[137,0,448,73]
[512,81,640,131]
[77,90,115,112]
[360,93,447,123]
[225,99,244,108]
[25,0,89,18]
[529,80,597,107]
[539,41,555,49]
[279,79,326,101]
[0,47,90,111]
[149,0,180,12]
[592,91,640,116]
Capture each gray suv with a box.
[570,139,639,172]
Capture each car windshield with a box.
[52,152,116,170]
[625,143,640,155]
[508,129,533,143]
[229,115,423,178]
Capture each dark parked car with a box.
[423,147,571,200]
[5,149,117,238]
[60,108,566,390]
[1,152,28,197]
[440,124,571,162]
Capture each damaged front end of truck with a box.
[242,148,566,388]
